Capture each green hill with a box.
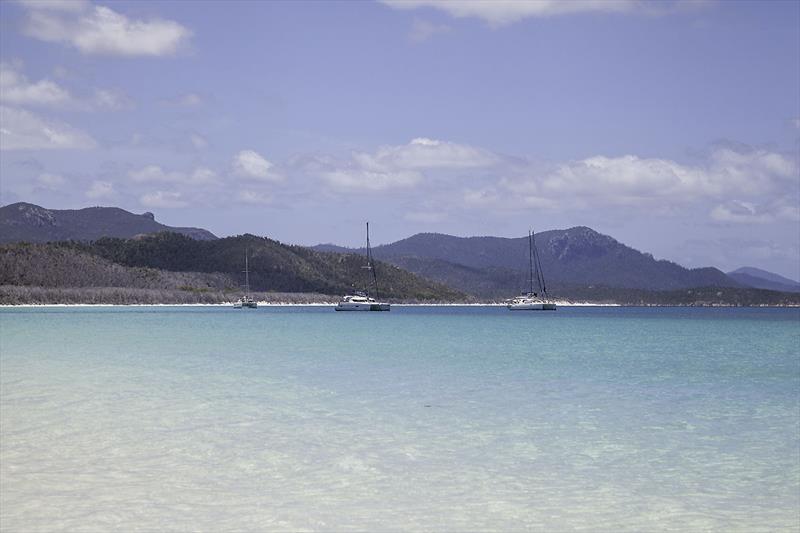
[0,232,466,303]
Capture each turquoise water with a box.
[1,306,798,531]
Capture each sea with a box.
[1,305,798,532]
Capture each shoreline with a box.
[3,302,799,308]
[3,285,798,308]
[0,301,617,308]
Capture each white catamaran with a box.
[508,229,556,311]
[233,249,257,309]
[335,223,390,311]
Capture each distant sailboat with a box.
[507,229,556,311]
[335,223,390,311]
[233,249,257,309]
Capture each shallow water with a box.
[1,306,798,531]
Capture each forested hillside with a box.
[0,233,467,303]
[1,243,234,290]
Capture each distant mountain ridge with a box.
[314,227,742,297]
[0,201,796,305]
[0,202,217,243]
[727,267,800,293]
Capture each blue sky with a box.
[1,0,798,279]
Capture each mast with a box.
[244,248,250,296]
[528,229,535,295]
[531,230,547,297]
[366,222,379,299]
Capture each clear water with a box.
[1,306,798,532]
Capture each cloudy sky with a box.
[1,0,798,278]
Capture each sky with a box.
[0,0,798,279]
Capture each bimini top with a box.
[509,292,548,304]
[340,293,376,303]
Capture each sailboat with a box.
[233,249,257,309]
[507,229,556,311]
[335,222,390,311]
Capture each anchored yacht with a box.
[336,292,391,311]
[233,250,257,309]
[508,229,556,311]
[507,293,556,311]
[335,223,390,312]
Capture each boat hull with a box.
[508,303,556,311]
[335,302,390,311]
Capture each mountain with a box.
[727,267,800,293]
[314,227,741,298]
[0,202,217,243]
[0,232,466,302]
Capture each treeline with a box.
[0,286,337,305]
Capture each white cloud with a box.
[706,146,796,195]
[237,190,272,205]
[23,3,191,57]
[0,62,72,107]
[711,199,800,224]
[140,191,187,208]
[190,167,216,184]
[0,105,96,150]
[462,187,501,207]
[535,154,708,200]
[409,18,451,43]
[710,201,766,223]
[129,165,217,185]
[85,180,113,199]
[233,149,279,181]
[291,138,495,193]
[18,0,90,12]
[381,0,639,27]
[322,140,790,227]
[308,137,496,192]
[1,62,133,111]
[499,147,798,210]
[291,140,800,211]
[322,168,423,191]
[129,165,180,183]
[358,137,498,170]
[37,172,66,189]
[93,88,133,110]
